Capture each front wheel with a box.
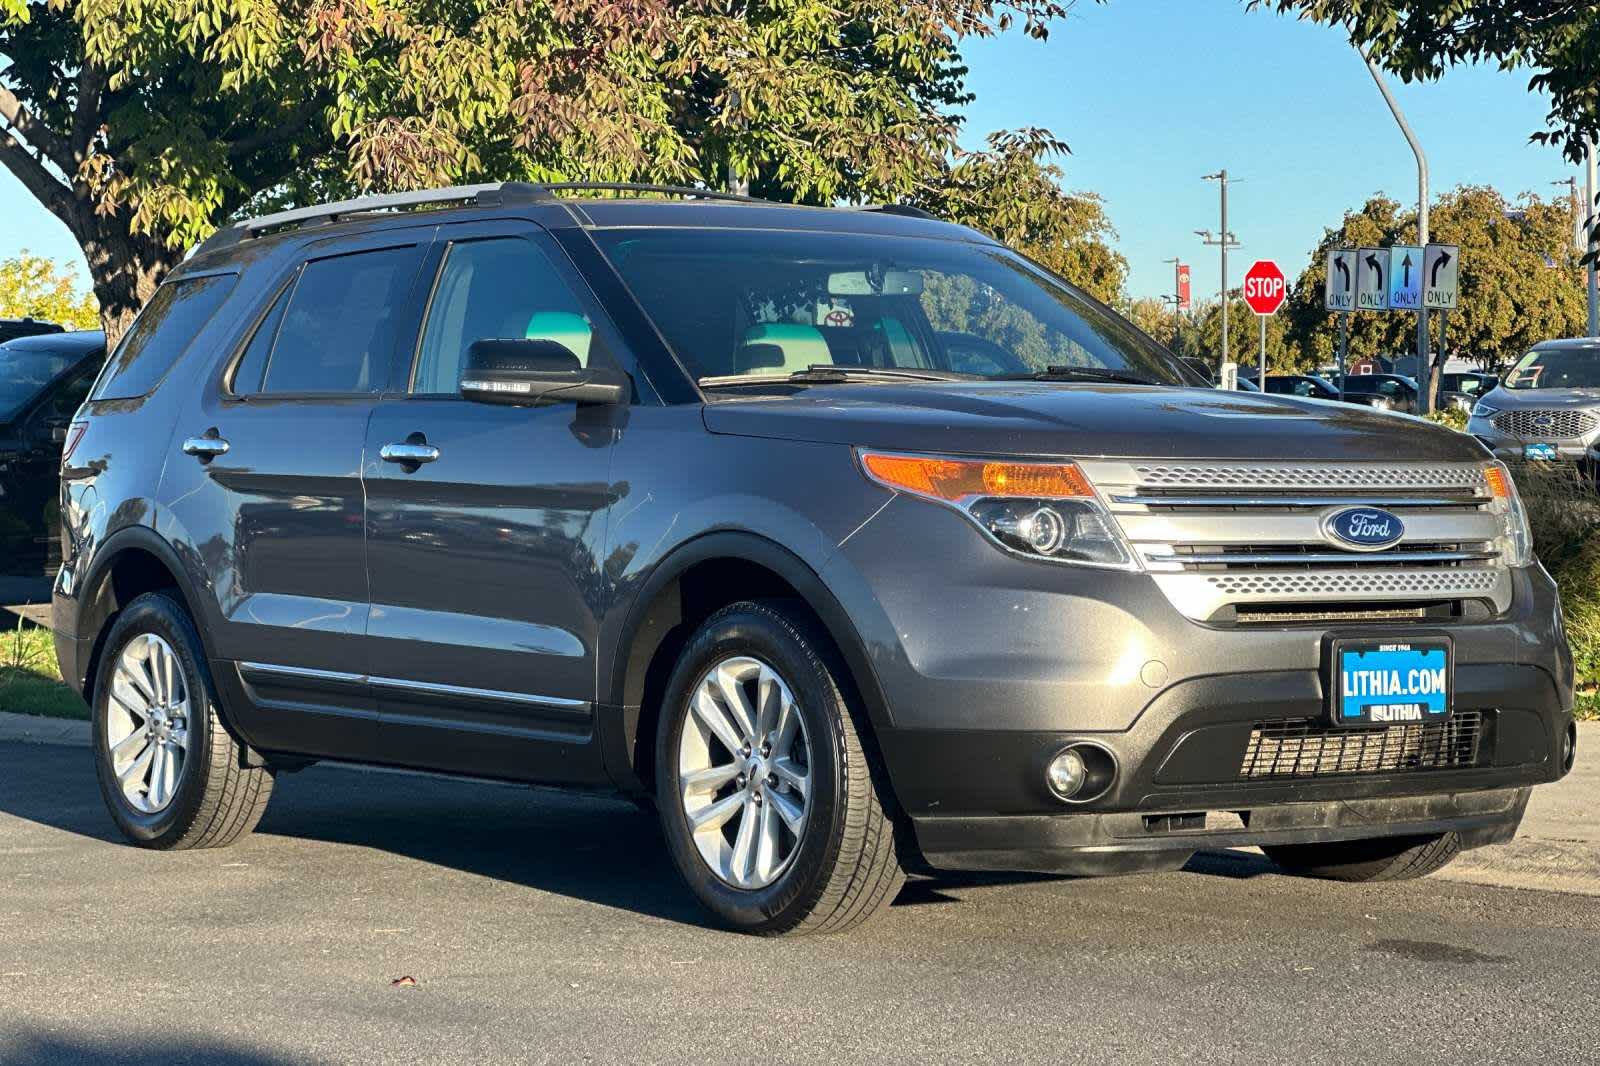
[1264,832,1461,882]
[656,601,904,936]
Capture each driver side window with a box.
[413,238,597,395]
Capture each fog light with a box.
[1047,748,1088,799]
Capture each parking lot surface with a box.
[2,740,1597,1066]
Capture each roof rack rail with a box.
[193,181,554,257]
[192,180,775,258]
[860,203,936,220]
[537,182,769,204]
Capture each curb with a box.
[0,711,90,747]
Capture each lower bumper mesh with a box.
[1240,710,1484,780]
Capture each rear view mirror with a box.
[459,338,626,407]
[827,270,925,297]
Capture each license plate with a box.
[1331,638,1452,727]
[1524,443,1559,460]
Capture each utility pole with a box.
[1200,171,1236,381]
[1588,139,1598,337]
[1362,51,1432,409]
[1554,177,1583,262]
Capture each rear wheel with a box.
[1264,832,1461,882]
[92,591,274,850]
[656,601,904,935]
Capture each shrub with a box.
[1425,407,1470,431]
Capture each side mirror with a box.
[459,338,626,407]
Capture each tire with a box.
[655,600,904,936]
[91,591,274,850]
[1264,832,1461,883]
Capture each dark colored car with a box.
[0,317,65,346]
[54,184,1575,936]
[0,330,103,576]
[1255,374,1341,401]
[1439,371,1498,414]
[1337,373,1421,413]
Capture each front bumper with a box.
[827,495,1575,875]
[1468,417,1600,464]
[914,787,1531,875]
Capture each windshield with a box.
[591,229,1193,386]
[1504,347,1600,390]
[0,346,77,422]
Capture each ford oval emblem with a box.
[1323,506,1405,551]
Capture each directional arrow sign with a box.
[1356,247,1389,310]
[1424,243,1460,309]
[1325,248,1357,312]
[1388,245,1423,310]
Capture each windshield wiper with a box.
[1001,365,1167,387]
[698,365,980,388]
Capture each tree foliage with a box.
[1253,1,1600,167]
[1280,186,1588,372]
[0,252,99,328]
[1,0,1129,343]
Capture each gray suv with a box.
[53,183,1576,935]
[1469,338,1600,467]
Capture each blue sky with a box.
[1,0,1586,299]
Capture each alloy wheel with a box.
[104,633,190,814]
[677,656,812,889]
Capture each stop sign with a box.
[1243,260,1287,316]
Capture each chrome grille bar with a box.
[1145,548,1500,566]
[1110,493,1482,509]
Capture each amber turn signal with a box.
[860,452,1095,502]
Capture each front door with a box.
[362,220,628,783]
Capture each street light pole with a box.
[1362,50,1432,409]
[1202,171,1231,378]
[1587,139,1598,337]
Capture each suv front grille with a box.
[1079,460,1512,621]
[1239,710,1484,780]
[1492,408,1596,440]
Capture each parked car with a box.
[1438,371,1498,414]
[54,183,1575,936]
[0,330,104,576]
[0,317,65,346]
[1251,373,1341,401]
[1468,338,1600,466]
[1336,373,1421,413]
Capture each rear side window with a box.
[92,274,237,400]
[240,246,415,396]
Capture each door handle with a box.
[181,435,230,460]
[379,442,440,465]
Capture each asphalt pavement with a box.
[2,740,1598,1065]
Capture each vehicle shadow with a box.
[0,1034,307,1066]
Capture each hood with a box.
[1485,386,1600,409]
[702,382,1488,462]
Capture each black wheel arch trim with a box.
[73,524,219,698]
[600,530,896,793]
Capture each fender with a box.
[599,529,897,793]
[72,524,217,690]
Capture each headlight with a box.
[1471,400,1499,419]
[857,451,1136,569]
[1485,462,1534,567]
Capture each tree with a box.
[1254,2,1600,169]
[1169,297,1299,373]
[1282,187,1588,373]
[2,0,1129,345]
[0,251,98,328]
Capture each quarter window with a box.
[413,238,598,395]
[92,274,237,400]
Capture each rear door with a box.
[163,227,432,758]
[361,218,629,783]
